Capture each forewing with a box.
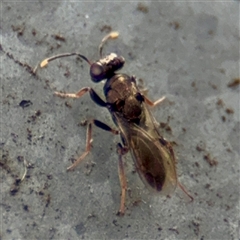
[113,102,178,195]
[129,125,177,195]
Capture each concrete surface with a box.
[1,1,239,240]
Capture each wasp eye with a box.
[90,63,104,82]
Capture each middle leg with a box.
[67,119,118,171]
[143,95,166,107]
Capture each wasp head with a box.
[90,53,125,82]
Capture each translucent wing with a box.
[114,103,178,195]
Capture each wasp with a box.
[36,32,193,215]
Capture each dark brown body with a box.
[104,73,177,194]
[40,32,192,215]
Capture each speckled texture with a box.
[1,2,239,240]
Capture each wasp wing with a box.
[114,103,178,195]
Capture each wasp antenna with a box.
[39,53,92,68]
[99,31,119,58]
[34,52,91,73]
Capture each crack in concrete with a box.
[1,43,38,77]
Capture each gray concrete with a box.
[1,1,239,240]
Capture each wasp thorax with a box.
[90,53,125,82]
[123,95,142,120]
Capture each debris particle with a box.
[19,100,33,108]
[227,78,240,88]
[204,154,218,167]
[137,3,149,13]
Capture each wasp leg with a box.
[67,119,118,171]
[55,87,107,107]
[116,143,128,216]
[178,182,194,202]
[131,76,165,107]
[143,95,166,107]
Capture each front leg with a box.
[55,87,107,107]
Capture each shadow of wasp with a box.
[35,32,193,215]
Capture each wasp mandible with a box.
[36,32,193,215]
